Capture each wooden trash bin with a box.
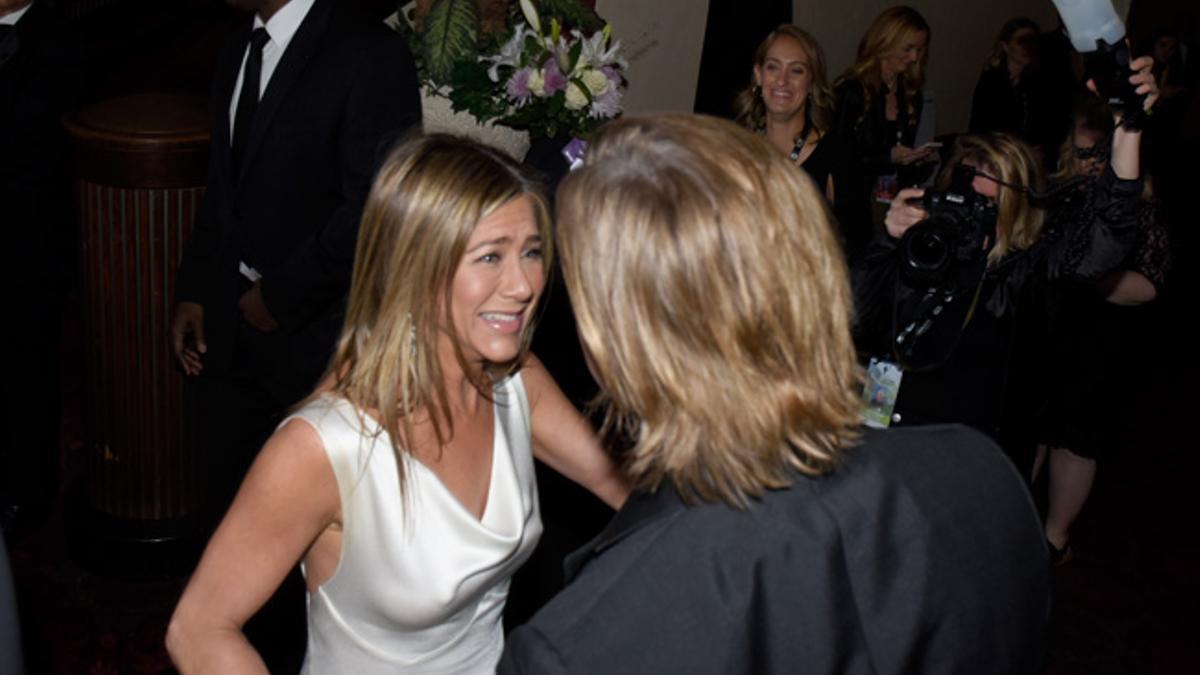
[65,94,209,573]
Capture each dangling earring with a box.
[753,84,762,99]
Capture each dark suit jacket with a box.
[0,1,85,290]
[177,0,419,383]
[500,425,1050,674]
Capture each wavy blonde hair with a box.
[944,133,1045,266]
[835,6,930,117]
[733,24,835,135]
[556,114,863,507]
[321,133,551,489]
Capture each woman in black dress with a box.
[833,6,939,206]
[734,24,869,260]
[1034,101,1171,564]
[968,17,1059,161]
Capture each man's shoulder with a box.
[833,424,1014,491]
[321,2,410,53]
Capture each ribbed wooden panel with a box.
[80,182,203,520]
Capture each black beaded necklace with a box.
[788,112,814,163]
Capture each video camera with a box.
[897,165,998,285]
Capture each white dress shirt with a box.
[227,0,317,140]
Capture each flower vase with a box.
[523,135,575,193]
[419,87,531,162]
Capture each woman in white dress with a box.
[166,134,628,674]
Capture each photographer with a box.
[851,55,1157,467]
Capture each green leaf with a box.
[422,0,479,85]
[570,76,593,103]
[539,0,604,33]
[565,39,582,74]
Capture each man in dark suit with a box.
[172,0,420,521]
[0,0,84,542]
[171,2,418,668]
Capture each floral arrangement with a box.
[397,0,627,140]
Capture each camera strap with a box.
[889,257,989,374]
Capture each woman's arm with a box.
[1053,56,1160,282]
[166,419,340,674]
[523,355,629,510]
[1107,55,1159,180]
[1100,269,1157,305]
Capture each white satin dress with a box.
[287,374,542,674]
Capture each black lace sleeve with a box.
[1045,166,1143,282]
[1129,204,1171,293]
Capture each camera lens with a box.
[900,223,951,281]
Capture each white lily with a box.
[480,25,536,82]
[519,0,542,35]
[572,26,628,74]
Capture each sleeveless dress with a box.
[286,374,542,674]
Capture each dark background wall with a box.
[692,0,792,118]
[53,0,398,104]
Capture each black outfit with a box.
[1038,189,1170,459]
[0,1,85,534]
[968,67,1059,158]
[801,132,873,261]
[851,167,1143,467]
[177,0,420,518]
[500,425,1050,674]
[832,77,930,193]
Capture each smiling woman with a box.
[166,133,628,675]
[451,195,545,366]
[733,24,870,261]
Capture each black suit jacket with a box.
[501,425,1050,674]
[0,1,84,290]
[177,0,419,381]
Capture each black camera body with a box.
[898,165,998,285]
[1083,38,1138,111]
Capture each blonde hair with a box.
[1050,98,1113,182]
[733,24,835,135]
[944,133,1045,266]
[835,6,930,117]
[322,133,551,490]
[556,114,863,507]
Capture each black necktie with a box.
[231,27,270,177]
[0,24,18,68]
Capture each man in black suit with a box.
[172,0,419,521]
[0,0,84,542]
[171,2,418,668]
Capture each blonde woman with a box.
[734,24,870,259]
[833,6,938,200]
[167,134,627,674]
[499,114,1049,673]
[853,54,1158,468]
